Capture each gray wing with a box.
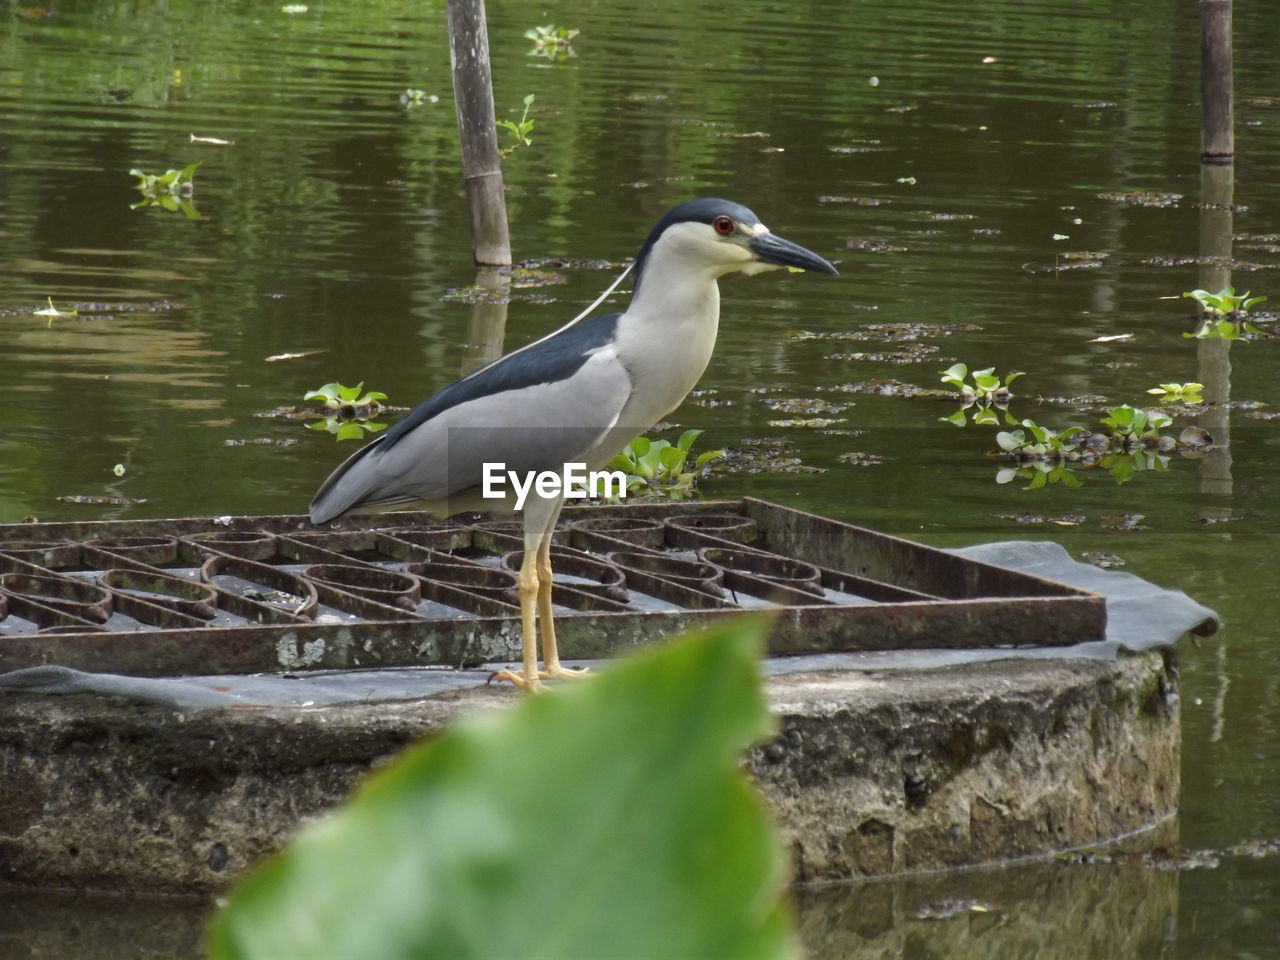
[310,348,634,522]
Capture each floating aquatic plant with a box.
[938,363,1024,427]
[497,95,536,158]
[524,24,579,59]
[606,430,724,500]
[129,162,201,218]
[1183,286,1267,318]
[303,381,389,441]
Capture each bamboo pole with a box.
[1196,1,1235,501]
[1200,0,1233,162]
[447,0,512,265]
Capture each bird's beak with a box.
[749,231,839,275]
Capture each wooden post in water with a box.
[1200,0,1233,162]
[1197,0,1235,502]
[447,0,512,265]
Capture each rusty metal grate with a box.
[0,499,1105,676]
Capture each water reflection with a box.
[1195,161,1235,505]
[461,267,510,375]
[795,859,1178,959]
[0,889,205,960]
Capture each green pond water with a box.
[1,0,1278,956]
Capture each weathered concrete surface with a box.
[0,651,1178,894]
[752,652,1179,882]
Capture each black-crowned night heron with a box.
[310,198,837,689]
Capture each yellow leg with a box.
[491,547,544,692]
[535,530,589,682]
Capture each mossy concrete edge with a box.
[0,651,1178,893]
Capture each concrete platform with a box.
[0,650,1178,893]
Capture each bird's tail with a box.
[309,438,387,524]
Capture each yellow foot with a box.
[539,663,592,682]
[490,669,545,693]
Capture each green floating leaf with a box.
[659,444,687,473]
[207,618,794,960]
[995,430,1025,452]
[694,448,725,469]
[677,428,703,452]
[336,381,365,403]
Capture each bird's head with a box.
[631,198,838,295]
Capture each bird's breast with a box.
[612,291,720,431]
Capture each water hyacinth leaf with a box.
[1102,405,1136,433]
[1021,420,1049,444]
[607,450,636,473]
[939,362,968,388]
[636,440,667,479]
[677,428,704,452]
[207,618,795,960]
[695,449,726,469]
[304,383,342,404]
[995,430,1025,452]
[659,444,687,473]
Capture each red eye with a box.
[713,216,734,236]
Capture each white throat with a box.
[610,226,739,430]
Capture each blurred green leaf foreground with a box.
[207,617,796,959]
